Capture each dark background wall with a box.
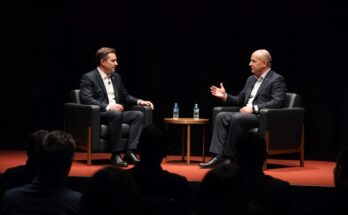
[1,0,347,161]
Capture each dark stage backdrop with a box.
[1,0,347,161]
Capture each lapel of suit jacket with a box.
[94,69,108,98]
[110,73,119,102]
[254,70,273,99]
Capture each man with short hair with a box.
[3,129,48,189]
[80,47,154,167]
[127,125,191,214]
[0,130,81,215]
[235,132,294,215]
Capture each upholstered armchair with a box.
[212,93,305,168]
[64,89,153,165]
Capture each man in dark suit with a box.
[80,47,154,167]
[199,49,287,168]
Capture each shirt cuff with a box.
[253,105,259,113]
[106,104,111,111]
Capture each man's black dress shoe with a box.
[123,152,140,165]
[110,154,128,167]
[199,157,224,168]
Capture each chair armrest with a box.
[258,107,305,149]
[129,105,153,127]
[64,103,101,145]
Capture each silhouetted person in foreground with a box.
[235,132,294,215]
[334,148,348,189]
[0,175,7,201]
[3,129,48,189]
[194,163,247,215]
[0,130,81,215]
[306,148,348,215]
[127,124,191,215]
[80,166,143,215]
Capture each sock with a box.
[216,154,223,159]
[127,149,134,155]
[111,152,119,159]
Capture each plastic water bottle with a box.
[193,103,199,120]
[173,103,179,119]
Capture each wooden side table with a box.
[163,118,209,164]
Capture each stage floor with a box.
[0,150,334,187]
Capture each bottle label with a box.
[173,106,179,119]
[193,108,199,120]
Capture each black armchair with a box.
[212,93,305,168]
[64,89,153,165]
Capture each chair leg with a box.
[300,126,305,167]
[87,127,92,165]
[263,130,270,171]
[300,152,304,167]
[262,161,267,170]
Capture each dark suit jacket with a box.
[80,69,139,111]
[225,70,287,110]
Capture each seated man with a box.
[0,130,81,215]
[200,49,287,168]
[80,47,154,167]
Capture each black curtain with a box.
[1,0,348,161]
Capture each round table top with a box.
[163,117,209,124]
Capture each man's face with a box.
[249,53,267,77]
[101,53,118,74]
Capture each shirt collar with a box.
[257,68,271,81]
[97,67,110,80]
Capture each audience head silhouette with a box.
[235,132,267,169]
[0,130,81,215]
[196,163,246,215]
[26,129,49,164]
[36,130,75,180]
[138,124,169,164]
[2,129,49,189]
[80,166,143,215]
[334,148,348,188]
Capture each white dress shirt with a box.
[247,69,270,113]
[97,68,116,110]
